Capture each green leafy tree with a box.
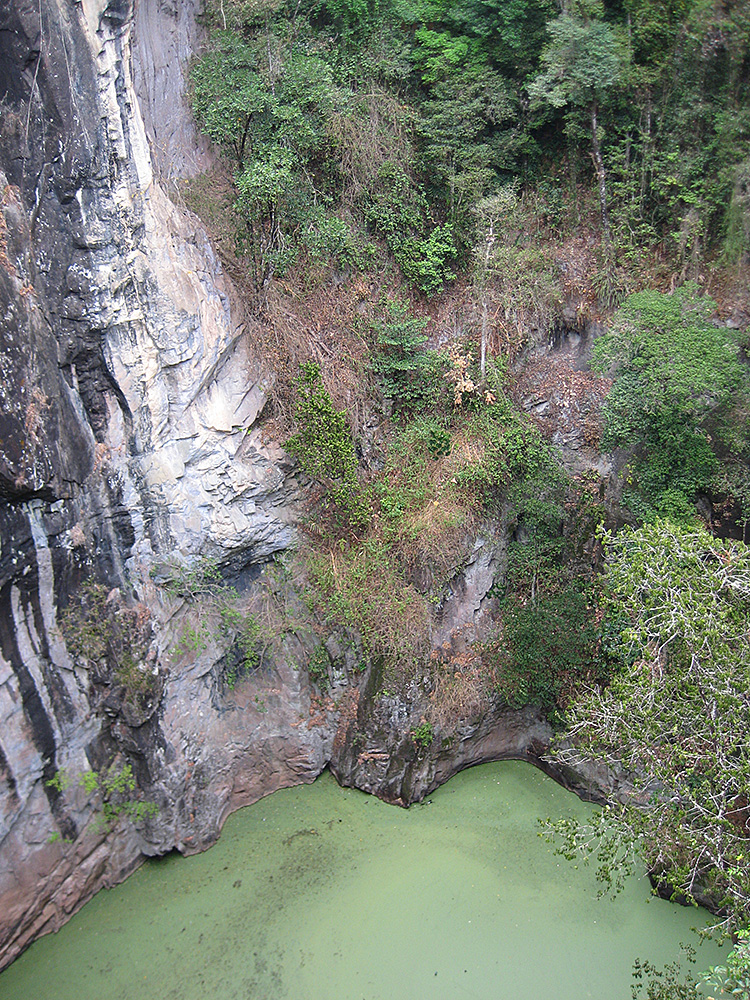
[592,285,746,522]
[702,929,750,999]
[403,0,554,78]
[556,521,750,932]
[454,0,556,76]
[371,298,436,408]
[606,0,750,261]
[315,0,370,29]
[418,65,513,235]
[630,953,701,1000]
[411,27,480,85]
[236,146,295,288]
[528,6,628,241]
[191,33,274,170]
[192,36,340,296]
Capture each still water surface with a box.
[0,761,726,1000]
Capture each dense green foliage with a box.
[555,521,750,934]
[592,285,748,522]
[488,586,600,712]
[307,643,332,690]
[630,951,702,1000]
[285,361,364,519]
[371,298,437,407]
[191,0,750,296]
[410,720,435,752]
[703,929,750,998]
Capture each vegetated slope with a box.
[188,0,750,310]
[185,0,750,989]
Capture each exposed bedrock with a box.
[0,0,306,967]
[0,0,610,973]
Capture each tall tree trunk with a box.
[590,101,611,245]
[266,15,276,96]
[479,217,494,379]
[640,87,652,212]
[480,299,488,378]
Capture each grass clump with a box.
[161,557,270,692]
[60,581,156,702]
[297,348,574,693]
[306,538,430,680]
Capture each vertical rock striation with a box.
[0,0,324,968]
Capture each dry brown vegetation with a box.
[179,165,376,432]
[427,643,498,731]
[332,87,418,211]
[512,357,611,451]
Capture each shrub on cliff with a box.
[286,361,369,527]
[592,286,748,524]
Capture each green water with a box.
[0,761,726,1000]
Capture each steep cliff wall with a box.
[0,0,331,967]
[0,0,570,970]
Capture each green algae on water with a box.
[0,761,726,1000]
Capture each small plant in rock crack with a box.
[220,607,264,690]
[82,763,158,831]
[411,721,434,754]
[45,768,71,793]
[160,557,226,601]
[60,581,155,700]
[160,557,268,685]
[47,831,74,845]
[46,763,158,832]
[172,624,210,659]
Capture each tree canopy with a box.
[592,286,747,522]
[190,0,750,297]
[557,520,750,932]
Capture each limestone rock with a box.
[0,0,304,968]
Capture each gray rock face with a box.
[0,0,309,968]
[331,687,554,806]
[132,0,212,183]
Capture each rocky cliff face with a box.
[0,0,593,971]
[0,0,316,966]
